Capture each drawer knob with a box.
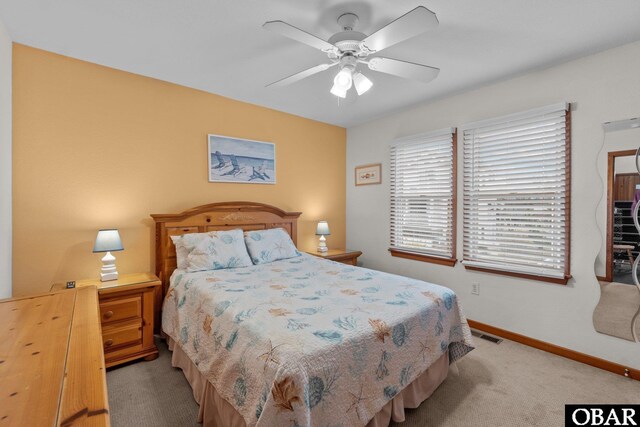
[104,339,113,347]
[104,311,114,319]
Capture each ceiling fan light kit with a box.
[330,85,347,98]
[353,72,373,95]
[263,6,440,98]
[331,68,352,98]
[335,67,353,86]
[330,54,357,98]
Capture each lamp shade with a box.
[93,229,124,253]
[330,83,347,98]
[353,72,373,95]
[316,221,330,236]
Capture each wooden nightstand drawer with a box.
[100,295,142,324]
[102,321,142,350]
[104,343,145,367]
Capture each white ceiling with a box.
[1,0,640,127]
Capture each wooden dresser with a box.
[52,273,161,368]
[0,287,109,426]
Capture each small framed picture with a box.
[355,163,382,186]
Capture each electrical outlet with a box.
[471,282,480,295]
[66,281,76,289]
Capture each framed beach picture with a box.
[208,134,276,184]
[355,163,382,186]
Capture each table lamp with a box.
[93,229,124,281]
[316,221,330,253]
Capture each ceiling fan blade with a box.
[266,63,337,87]
[367,57,440,83]
[263,21,337,53]
[361,6,438,53]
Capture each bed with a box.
[152,202,473,427]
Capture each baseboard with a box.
[467,319,639,381]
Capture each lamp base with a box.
[317,235,328,253]
[100,251,119,282]
[101,271,119,282]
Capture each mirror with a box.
[594,118,640,342]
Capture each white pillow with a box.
[170,235,190,270]
[183,229,252,272]
[244,228,301,265]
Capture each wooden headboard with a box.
[151,201,302,296]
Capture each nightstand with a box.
[51,272,161,368]
[306,249,362,266]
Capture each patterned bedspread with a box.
[163,254,473,427]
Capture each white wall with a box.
[0,16,11,299]
[347,40,640,369]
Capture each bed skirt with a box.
[166,337,449,427]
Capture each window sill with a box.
[463,264,571,285]
[389,249,457,267]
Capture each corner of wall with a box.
[0,16,12,299]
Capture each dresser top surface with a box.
[51,272,160,293]
[0,288,109,426]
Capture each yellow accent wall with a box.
[12,44,346,296]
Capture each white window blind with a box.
[462,103,570,280]
[390,128,455,260]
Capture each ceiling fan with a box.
[263,6,440,98]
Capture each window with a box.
[389,128,456,266]
[462,103,571,284]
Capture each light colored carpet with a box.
[107,340,199,426]
[107,336,640,427]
